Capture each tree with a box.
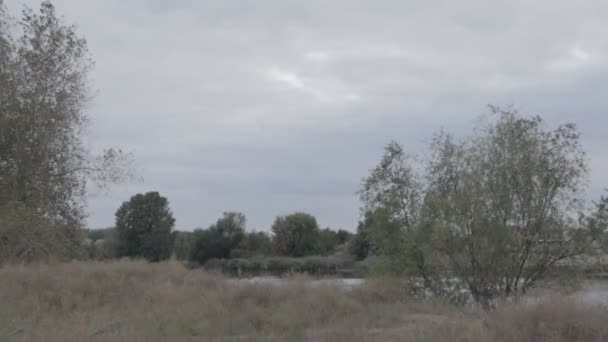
[115,192,175,262]
[318,228,352,255]
[318,228,338,255]
[361,107,593,307]
[336,229,353,245]
[349,214,372,260]
[357,143,425,273]
[231,231,273,258]
[353,208,414,275]
[189,212,246,264]
[271,212,320,257]
[0,1,133,229]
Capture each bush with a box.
[115,192,175,262]
[0,202,80,264]
[231,231,273,258]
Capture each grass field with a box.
[1,260,608,341]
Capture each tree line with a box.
[83,191,353,264]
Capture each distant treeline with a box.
[82,194,366,272]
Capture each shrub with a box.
[0,202,79,264]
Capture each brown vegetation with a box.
[0,260,607,341]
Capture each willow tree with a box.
[361,107,594,307]
[0,1,132,262]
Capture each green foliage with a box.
[115,192,175,262]
[271,212,320,257]
[231,231,273,258]
[349,213,373,260]
[189,212,246,264]
[361,107,593,307]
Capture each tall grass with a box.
[0,260,607,341]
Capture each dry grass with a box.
[0,260,607,341]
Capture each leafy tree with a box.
[361,107,594,307]
[189,212,246,264]
[115,192,175,262]
[0,1,133,229]
[317,228,352,255]
[214,212,246,243]
[350,229,369,260]
[271,212,320,257]
[231,231,273,258]
[318,228,339,255]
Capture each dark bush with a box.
[188,212,246,264]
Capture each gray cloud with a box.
[12,0,608,230]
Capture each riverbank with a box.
[2,260,608,341]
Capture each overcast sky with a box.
[12,0,608,231]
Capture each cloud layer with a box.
[13,0,608,230]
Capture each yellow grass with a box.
[0,260,607,341]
